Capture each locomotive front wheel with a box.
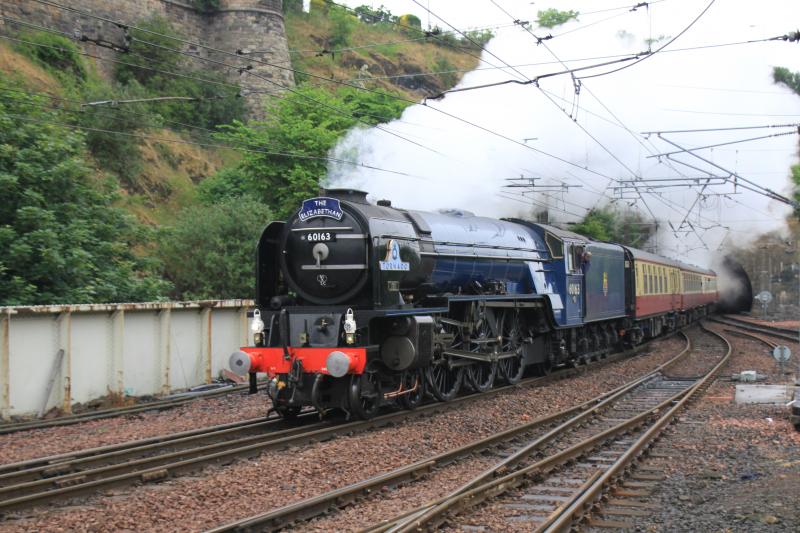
[426,364,463,402]
[349,370,383,420]
[466,361,497,393]
[399,369,425,410]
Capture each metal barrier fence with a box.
[0,300,254,419]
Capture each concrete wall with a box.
[0,300,253,419]
[0,0,293,118]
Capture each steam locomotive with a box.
[229,189,718,419]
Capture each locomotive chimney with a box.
[323,188,369,204]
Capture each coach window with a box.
[649,266,654,294]
[651,266,655,294]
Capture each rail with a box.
[203,330,695,533]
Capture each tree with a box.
[0,85,170,305]
[155,198,272,300]
[774,66,800,95]
[398,14,422,33]
[569,207,656,247]
[328,5,358,48]
[353,4,397,24]
[212,86,408,218]
[773,66,800,216]
[536,8,579,29]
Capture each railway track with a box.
[709,315,798,344]
[721,328,780,350]
[203,325,727,533]
[0,330,684,514]
[0,383,256,436]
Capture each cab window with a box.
[545,232,564,259]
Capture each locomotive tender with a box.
[229,189,718,419]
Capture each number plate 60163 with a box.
[306,232,336,242]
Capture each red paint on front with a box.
[239,346,367,377]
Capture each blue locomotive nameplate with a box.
[298,197,344,222]
[379,240,410,271]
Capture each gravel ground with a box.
[0,336,687,532]
[0,391,267,464]
[729,315,800,331]
[296,457,498,532]
[606,324,800,532]
[660,325,727,379]
[711,324,800,383]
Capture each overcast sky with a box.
[327,0,800,264]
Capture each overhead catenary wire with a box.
[579,0,670,17]
[424,53,650,100]
[511,0,799,231]
[576,0,721,80]
[662,108,800,118]
[642,123,800,134]
[647,131,800,158]
[485,0,651,203]
[0,28,617,188]
[0,87,225,136]
[1,15,444,157]
[0,88,542,201]
[0,109,436,180]
[24,0,715,201]
[486,0,728,245]
[521,3,747,236]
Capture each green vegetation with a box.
[569,207,656,247]
[155,198,271,300]
[211,85,409,218]
[774,67,800,98]
[328,4,358,47]
[285,4,485,99]
[113,16,244,131]
[774,66,800,216]
[312,3,494,50]
[13,31,87,83]
[397,14,422,33]
[1,5,480,305]
[0,84,169,305]
[536,8,579,29]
